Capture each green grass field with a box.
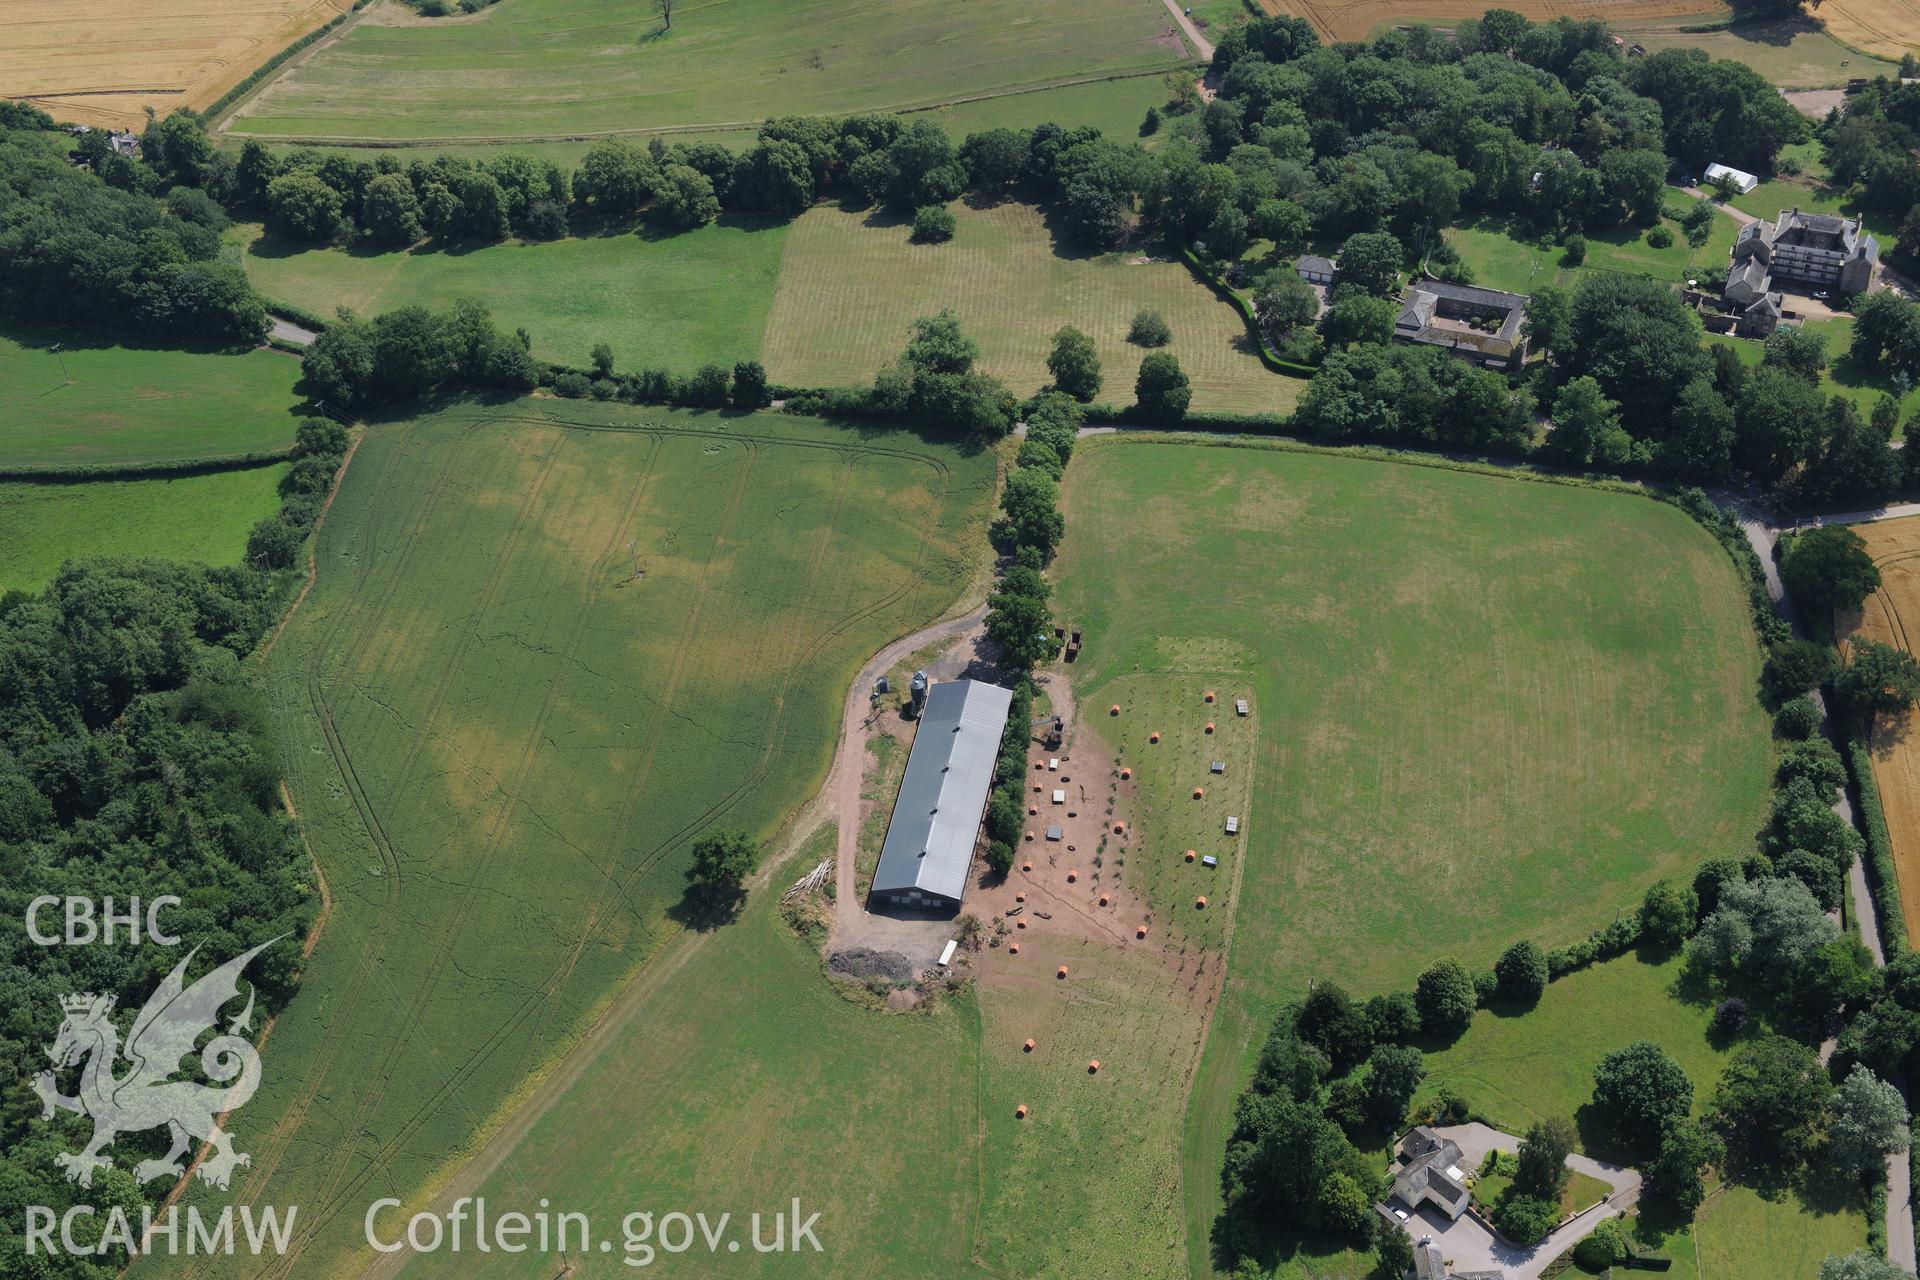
[240,218,788,371]
[1444,194,1739,296]
[0,328,301,470]
[224,0,1187,143]
[1047,439,1773,1279]
[0,466,287,592]
[163,400,996,1278]
[763,201,1297,412]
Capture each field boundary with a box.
[0,450,294,483]
[218,64,1190,145]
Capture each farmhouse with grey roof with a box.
[1413,1237,1505,1280]
[1394,279,1529,370]
[868,679,1013,914]
[1388,1126,1472,1221]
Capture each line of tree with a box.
[298,298,538,411]
[0,110,267,345]
[985,390,1084,669]
[245,418,353,571]
[547,347,772,413]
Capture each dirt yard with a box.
[0,0,354,128]
[1843,514,1920,950]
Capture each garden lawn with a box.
[240,218,787,372]
[762,201,1297,413]
[157,400,996,1279]
[0,466,287,592]
[224,0,1186,142]
[0,327,301,470]
[1443,195,1738,296]
[1418,951,1728,1137]
[1707,317,1918,439]
[1652,1182,1869,1280]
[1048,439,1773,1279]
[1727,143,1902,245]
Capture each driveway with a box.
[1158,0,1214,62]
[1395,1124,1638,1280]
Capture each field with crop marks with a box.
[763,202,1296,412]
[0,328,303,470]
[387,895,987,1280]
[0,466,286,591]
[247,77,1177,182]
[240,218,788,371]
[1048,438,1774,1278]
[0,0,352,129]
[1843,516,1920,950]
[149,401,996,1279]
[222,0,1188,143]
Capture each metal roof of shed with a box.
[870,679,1014,903]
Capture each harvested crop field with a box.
[763,201,1297,413]
[1843,515,1920,950]
[1255,0,1722,44]
[1804,0,1920,61]
[0,0,353,129]
[222,0,1186,143]
[155,401,995,1278]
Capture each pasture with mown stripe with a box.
[1044,438,1773,1279]
[238,218,788,374]
[223,0,1187,142]
[144,401,994,1279]
[0,328,303,471]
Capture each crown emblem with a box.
[60,993,108,1015]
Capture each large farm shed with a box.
[869,679,1013,914]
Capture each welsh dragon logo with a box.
[34,938,283,1191]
